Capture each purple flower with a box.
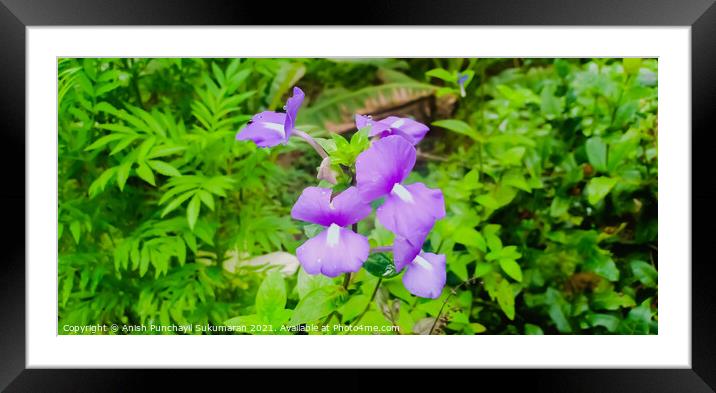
[457,73,469,97]
[291,186,371,277]
[236,87,305,147]
[402,252,446,299]
[355,135,445,241]
[355,114,430,145]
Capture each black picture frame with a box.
[1,0,714,391]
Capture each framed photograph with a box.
[3,0,714,391]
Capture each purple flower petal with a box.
[393,231,429,272]
[355,135,416,202]
[329,186,372,227]
[296,224,369,277]
[283,87,305,137]
[376,182,446,239]
[290,187,335,226]
[236,111,288,147]
[381,116,430,145]
[402,252,446,299]
[291,186,371,227]
[355,114,392,137]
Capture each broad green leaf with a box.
[630,260,657,287]
[585,137,608,173]
[255,271,287,323]
[432,119,481,141]
[289,285,342,325]
[585,176,618,205]
[338,294,370,322]
[499,259,523,282]
[453,227,486,252]
[297,268,334,299]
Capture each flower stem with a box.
[351,277,382,326]
[293,130,328,159]
[429,277,481,335]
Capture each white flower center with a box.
[326,223,341,247]
[391,183,414,203]
[390,119,405,128]
[414,255,433,271]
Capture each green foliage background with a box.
[58,58,658,335]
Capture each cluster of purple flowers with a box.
[236,87,446,298]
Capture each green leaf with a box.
[630,260,657,287]
[135,161,156,186]
[161,190,196,217]
[255,271,287,323]
[585,176,618,205]
[623,58,642,75]
[584,254,620,282]
[297,268,334,299]
[432,119,481,141]
[364,253,400,278]
[540,84,564,119]
[84,133,126,151]
[197,190,215,211]
[69,221,81,244]
[495,279,515,320]
[585,137,608,173]
[267,62,306,110]
[586,313,621,332]
[289,285,342,325]
[485,234,503,252]
[453,227,486,252]
[592,291,636,311]
[499,259,523,282]
[147,160,182,177]
[524,323,544,335]
[186,194,201,230]
[425,68,455,83]
[338,294,370,322]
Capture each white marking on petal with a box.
[414,255,433,271]
[390,118,405,128]
[262,122,286,136]
[326,223,341,247]
[391,183,414,203]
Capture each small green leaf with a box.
[186,194,201,230]
[69,221,81,244]
[495,279,515,320]
[499,259,523,282]
[630,260,657,287]
[585,137,608,173]
[197,190,215,211]
[364,253,399,278]
[135,161,156,186]
[524,323,544,335]
[453,227,486,252]
[432,119,481,141]
[585,176,618,205]
[623,58,642,75]
[147,160,182,177]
